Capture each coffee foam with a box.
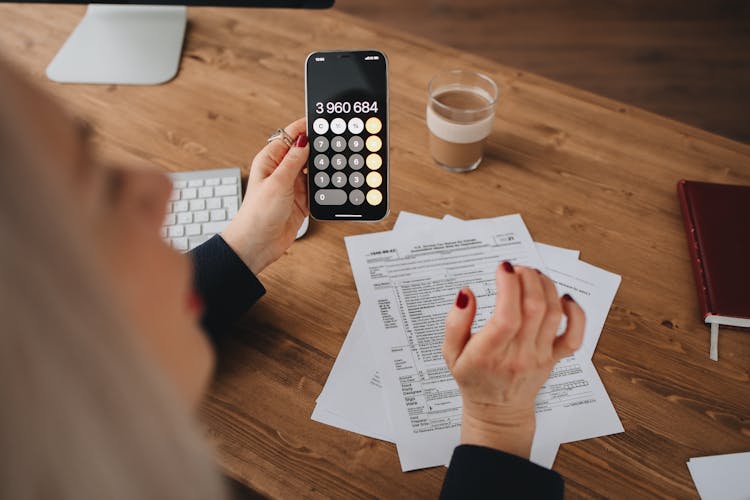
[426,87,495,144]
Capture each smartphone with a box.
[305,50,388,221]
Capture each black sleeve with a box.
[440,445,564,499]
[189,235,266,345]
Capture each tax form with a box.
[312,212,622,470]
[346,214,556,470]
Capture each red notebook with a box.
[677,179,750,361]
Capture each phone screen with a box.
[305,50,388,221]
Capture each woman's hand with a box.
[443,261,585,458]
[222,117,309,275]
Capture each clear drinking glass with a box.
[426,70,499,172]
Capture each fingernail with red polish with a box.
[456,291,469,309]
[296,133,308,148]
[562,294,575,303]
[501,261,514,273]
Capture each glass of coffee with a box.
[427,70,499,172]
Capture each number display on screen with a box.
[315,101,379,114]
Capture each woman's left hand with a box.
[221,117,309,274]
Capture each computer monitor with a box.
[8,1,333,85]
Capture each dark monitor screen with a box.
[2,1,333,6]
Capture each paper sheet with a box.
[346,214,559,471]
[314,211,623,471]
[314,308,393,442]
[687,451,750,500]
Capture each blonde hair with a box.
[0,59,227,499]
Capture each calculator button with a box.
[349,171,364,188]
[331,154,347,170]
[366,171,383,188]
[313,136,329,152]
[314,172,330,188]
[313,118,329,134]
[315,189,347,205]
[331,136,347,153]
[366,189,383,206]
[366,153,382,170]
[349,154,364,170]
[348,117,364,134]
[349,189,365,205]
[314,154,330,170]
[366,136,382,152]
[331,172,347,188]
[330,117,347,134]
[365,117,382,134]
[348,135,364,152]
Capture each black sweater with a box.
[191,235,564,499]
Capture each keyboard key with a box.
[210,209,227,221]
[215,185,236,197]
[202,221,230,234]
[186,224,201,236]
[313,136,329,152]
[349,189,365,205]
[182,187,197,199]
[331,172,347,188]
[314,189,347,205]
[222,197,239,211]
[188,179,203,187]
[314,154,329,170]
[349,154,364,170]
[177,212,193,224]
[169,225,185,237]
[173,180,187,189]
[173,201,189,212]
[348,117,364,134]
[366,189,383,206]
[189,199,206,211]
[366,153,382,170]
[366,171,383,188]
[313,117,329,134]
[222,176,237,185]
[169,190,180,201]
[331,154,347,170]
[330,117,346,134]
[206,198,221,209]
[349,171,364,188]
[161,227,168,238]
[366,135,382,152]
[227,207,238,219]
[172,237,188,251]
[331,136,346,153]
[194,210,209,223]
[198,186,213,198]
[164,213,176,226]
[348,136,364,152]
[365,117,382,134]
[189,235,212,249]
[314,172,330,188]
[206,177,220,186]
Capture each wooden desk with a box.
[2,5,748,498]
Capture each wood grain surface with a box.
[337,0,750,145]
[1,4,748,498]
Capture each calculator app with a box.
[305,50,388,221]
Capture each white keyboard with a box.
[163,168,242,251]
[163,167,309,252]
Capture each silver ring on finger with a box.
[266,128,294,147]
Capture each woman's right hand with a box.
[442,261,586,458]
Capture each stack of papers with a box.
[312,212,624,471]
